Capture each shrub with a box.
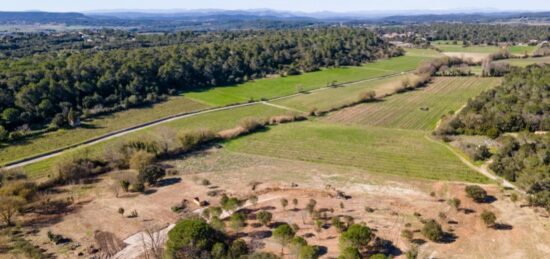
[137,164,166,186]
[357,90,377,103]
[473,145,492,161]
[370,254,387,259]
[421,219,444,242]
[177,128,216,151]
[447,198,461,210]
[339,224,372,250]
[401,229,413,241]
[54,157,106,184]
[0,196,25,226]
[239,117,266,133]
[230,212,246,233]
[129,150,156,171]
[0,181,36,202]
[0,126,7,142]
[290,236,308,256]
[465,185,488,203]
[480,210,497,227]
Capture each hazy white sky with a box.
[2,0,549,12]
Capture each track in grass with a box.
[432,41,501,53]
[271,74,410,112]
[185,55,430,106]
[324,77,502,131]
[0,97,209,166]
[497,56,550,67]
[226,121,489,183]
[22,103,288,179]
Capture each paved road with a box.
[4,72,407,170]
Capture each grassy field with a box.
[497,56,550,67]
[0,97,209,166]
[226,121,489,182]
[272,74,410,112]
[185,55,430,106]
[432,41,501,53]
[324,77,502,131]
[22,104,287,179]
[508,45,537,56]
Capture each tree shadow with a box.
[484,195,497,204]
[440,232,458,244]
[411,239,426,245]
[143,189,158,195]
[494,223,513,231]
[156,177,181,187]
[249,230,272,239]
[258,206,276,211]
[316,246,328,256]
[269,222,287,228]
[462,208,476,214]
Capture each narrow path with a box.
[261,101,305,113]
[4,72,408,170]
[423,135,522,192]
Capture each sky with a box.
[2,0,550,13]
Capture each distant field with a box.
[324,77,501,130]
[497,56,550,67]
[272,74,410,112]
[185,55,429,106]
[432,41,501,53]
[403,48,444,58]
[0,97,209,166]
[226,122,488,182]
[508,45,537,55]
[22,104,287,179]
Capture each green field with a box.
[226,121,488,182]
[272,74,409,112]
[497,56,550,67]
[508,45,537,56]
[185,55,429,106]
[22,104,287,179]
[432,41,501,53]
[0,97,209,166]
[324,77,502,130]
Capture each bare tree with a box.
[153,126,177,156]
[141,226,165,259]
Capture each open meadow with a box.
[324,77,502,131]
[226,121,488,183]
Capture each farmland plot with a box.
[226,121,488,182]
[324,77,502,130]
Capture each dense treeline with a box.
[438,65,550,137]
[377,24,550,45]
[490,134,549,211]
[0,28,401,141]
[1,29,323,59]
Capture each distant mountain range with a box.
[0,9,548,31]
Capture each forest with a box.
[377,24,550,45]
[441,64,550,137]
[0,28,401,141]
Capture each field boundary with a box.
[3,71,410,170]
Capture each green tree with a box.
[465,185,488,203]
[299,245,319,259]
[230,239,248,258]
[421,219,444,242]
[481,210,497,227]
[370,254,387,259]
[273,223,296,256]
[338,247,361,259]
[230,212,246,233]
[165,219,221,257]
[339,224,372,250]
[290,236,308,257]
[280,198,288,210]
[256,210,273,227]
[137,164,165,186]
[447,198,461,211]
